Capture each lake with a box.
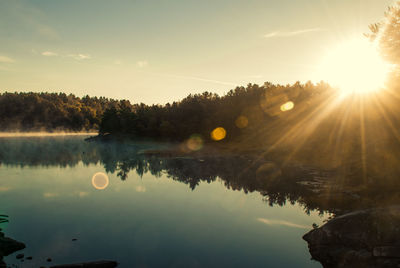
[0,136,327,267]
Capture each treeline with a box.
[99,81,331,141]
[0,92,132,131]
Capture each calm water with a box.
[0,136,326,268]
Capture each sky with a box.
[0,0,395,104]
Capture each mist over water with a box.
[0,132,97,137]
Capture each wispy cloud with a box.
[42,51,57,57]
[40,51,91,61]
[0,55,15,63]
[68,54,91,60]
[137,60,148,68]
[257,218,309,229]
[264,28,322,38]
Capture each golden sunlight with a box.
[317,38,390,94]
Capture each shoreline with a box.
[0,132,97,138]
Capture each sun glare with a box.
[317,38,390,94]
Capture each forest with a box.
[0,92,132,131]
[0,81,330,139]
[98,81,330,141]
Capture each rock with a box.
[15,254,24,259]
[303,206,400,268]
[50,260,118,268]
[0,232,25,257]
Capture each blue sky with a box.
[0,0,394,104]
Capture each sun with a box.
[317,38,390,94]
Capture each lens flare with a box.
[186,134,204,151]
[235,116,249,128]
[280,101,294,112]
[211,127,227,141]
[91,172,109,190]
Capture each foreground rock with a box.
[303,206,400,268]
[0,231,25,267]
[50,260,118,268]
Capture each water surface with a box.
[0,136,326,267]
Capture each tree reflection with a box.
[1,136,398,216]
[4,137,400,267]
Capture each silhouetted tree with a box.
[367,1,400,64]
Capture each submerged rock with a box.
[50,260,118,268]
[0,231,25,268]
[15,253,24,259]
[303,206,400,267]
[0,232,25,258]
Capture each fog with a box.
[0,132,97,137]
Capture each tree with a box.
[99,107,121,134]
[367,1,400,65]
